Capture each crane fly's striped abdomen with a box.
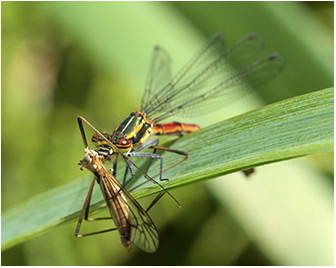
[97,172,132,251]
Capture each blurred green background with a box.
[2,1,333,265]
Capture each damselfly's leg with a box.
[148,145,189,178]
[136,139,163,176]
[132,139,189,180]
[128,139,164,178]
[116,139,165,195]
[117,140,189,195]
[120,138,188,191]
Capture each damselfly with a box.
[91,32,285,189]
[76,118,166,253]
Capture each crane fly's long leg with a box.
[75,176,120,237]
[77,117,89,149]
[75,178,93,237]
[145,192,165,213]
[76,226,118,238]
[75,177,95,236]
[82,179,111,222]
[75,177,118,237]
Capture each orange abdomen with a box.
[153,122,201,136]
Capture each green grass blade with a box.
[150,87,333,192]
[2,87,333,251]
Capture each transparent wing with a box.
[122,188,159,253]
[141,32,225,114]
[141,46,172,110]
[156,53,285,120]
[141,33,285,122]
[103,172,159,253]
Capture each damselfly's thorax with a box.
[92,111,154,155]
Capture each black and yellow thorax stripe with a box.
[92,111,154,155]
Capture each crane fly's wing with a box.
[122,188,159,253]
[141,33,285,121]
[102,168,159,253]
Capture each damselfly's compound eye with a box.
[92,132,111,144]
[91,132,100,143]
[116,138,131,150]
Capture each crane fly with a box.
[90,32,284,189]
[75,118,169,253]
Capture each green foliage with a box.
[2,88,333,263]
[2,1,333,266]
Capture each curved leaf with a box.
[2,87,333,251]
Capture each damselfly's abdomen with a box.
[153,122,200,136]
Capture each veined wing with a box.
[123,186,159,253]
[102,168,159,253]
[141,32,225,114]
[141,46,172,110]
[141,33,284,122]
[154,52,285,121]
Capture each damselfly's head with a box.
[92,132,112,144]
[92,132,132,155]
